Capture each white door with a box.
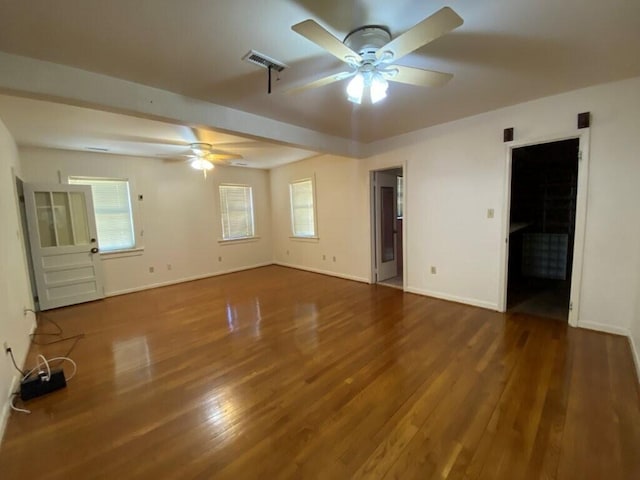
[375,172,398,281]
[24,183,105,310]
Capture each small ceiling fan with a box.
[289,6,463,104]
[169,142,243,177]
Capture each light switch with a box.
[487,208,495,219]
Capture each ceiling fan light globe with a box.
[346,73,364,104]
[370,75,388,104]
[190,158,214,171]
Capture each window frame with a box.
[218,183,257,242]
[289,176,318,239]
[67,176,138,254]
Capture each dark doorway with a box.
[507,139,579,321]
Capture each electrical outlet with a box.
[322,254,326,260]
[218,256,222,262]
[286,250,289,255]
[333,256,336,262]
[487,208,495,219]
[149,266,154,273]
[3,342,9,353]
[430,266,437,274]
[167,264,172,271]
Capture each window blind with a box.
[219,185,255,240]
[290,179,316,237]
[69,177,135,251]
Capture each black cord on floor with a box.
[28,310,85,363]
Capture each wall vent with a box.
[242,50,287,72]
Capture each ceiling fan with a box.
[289,6,463,104]
[169,142,243,177]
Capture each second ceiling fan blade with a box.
[292,19,363,64]
[388,65,453,88]
[284,71,354,95]
[377,7,463,62]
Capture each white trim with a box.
[274,261,369,284]
[405,286,500,311]
[499,129,590,330]
[0,323,37,446]
[104,262,273,297]
[629,334,640,385]
[578,321,630,337]
[100,247,144,259]
[289,236,319,242]
[217,236,260,245]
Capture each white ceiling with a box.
[0,0,639,145]
[0,94,318,169]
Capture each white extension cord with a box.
[10,355,77,414]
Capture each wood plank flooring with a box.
[1,265,639,479]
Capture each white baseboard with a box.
[105,262,274,297]
[0,322,36,446]
[273,262,370,284]
[404,286,500,311]
[577,321,630,337]
[628,334,640,384]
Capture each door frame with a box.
[498,129,590,327]
[370,164,406,287]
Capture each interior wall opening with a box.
[372,167,404,289]
[507,138,579,321]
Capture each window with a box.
[219,184,255,240]
[290,178,316,237]
[68,177,135,252]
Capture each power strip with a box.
[20,369,67,401]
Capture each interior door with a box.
[24,183,105,310]
[375,171,398,281]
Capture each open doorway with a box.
[15,175,39,310]
[371,167,404,289]
[506,138,579,321]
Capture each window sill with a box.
[218,236,261,245]
[100,247,144,259]
[290,236,320,243]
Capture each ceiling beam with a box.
[0,52,365,158]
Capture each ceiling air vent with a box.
[242,50,287,72]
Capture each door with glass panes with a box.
[24,183,104,310]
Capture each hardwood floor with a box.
[1,265,639,479]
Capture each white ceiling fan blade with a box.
[292,19,363,64]
[376,7,463,62]
[386,65,453,88]
[284,71,354,95]
[207,152,243,161]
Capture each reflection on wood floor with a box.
[1,265,639,479]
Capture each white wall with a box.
[270,154,369,282]
[20,148,273,296]
[371,76,640,333]
[271,76,640,335]
[0,119,36,440]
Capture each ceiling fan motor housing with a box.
[344,26,392,61]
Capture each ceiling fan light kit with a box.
[290,7,463,105]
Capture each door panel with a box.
[24,183,105,310]
[375,172,398,281]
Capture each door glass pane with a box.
[69,192,90,245]
[52,192,73,246]
[381,186,395,262]
[35,192,56,247]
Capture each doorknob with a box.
[90,247,99,254]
